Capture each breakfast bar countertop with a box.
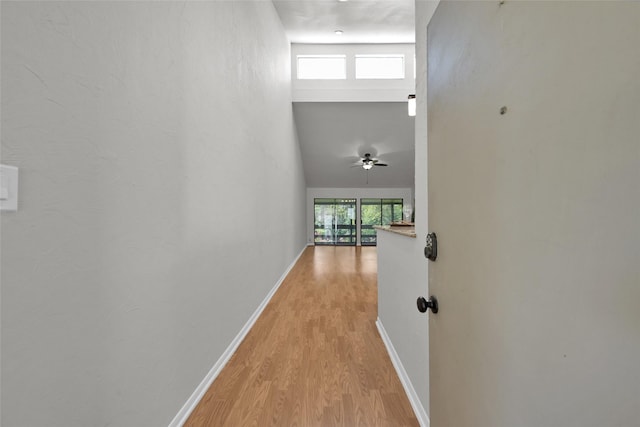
[373,224,416,238]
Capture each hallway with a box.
[185,246,419,426]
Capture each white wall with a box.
[0,2,306,426]
[376,229,428,423]
[307,187,412,245]
[375,0,441,421]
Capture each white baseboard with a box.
[168,246,308,427]
[376,318,430,427]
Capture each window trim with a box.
[296,54,347,80]
[354,54,406,80]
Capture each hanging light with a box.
[408,94,416,117]
[363,160,373,170]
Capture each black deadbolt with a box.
[417,296,439,314]
[424,232,438,261]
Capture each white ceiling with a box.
[274,0,416,188]
[272,0,415,44]
[293,103,415,188]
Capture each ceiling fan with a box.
[352,153,388,170]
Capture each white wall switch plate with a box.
[0,164,19,211]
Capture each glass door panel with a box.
[360,199,381,246]
[334,200,357,245]
[314,199,334,245]
[314,198,356,246]
[360,198,403,246]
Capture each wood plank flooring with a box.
[185,246,419,427]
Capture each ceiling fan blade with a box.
[374,163,388,167]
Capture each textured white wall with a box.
[0,2,306,426]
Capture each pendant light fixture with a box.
[408,94,416,117]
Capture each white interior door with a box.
[427,2,640,426]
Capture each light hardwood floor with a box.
[185,246,419,427]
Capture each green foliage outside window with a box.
[314,198,357,245]
[360,198,403,246]
[313,198,403,246]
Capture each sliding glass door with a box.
[360,198,403,246]
[314,198,357,246]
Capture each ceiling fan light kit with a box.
[354,153,388,170]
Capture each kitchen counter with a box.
[374,224,416,238]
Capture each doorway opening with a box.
[313,198,357,246]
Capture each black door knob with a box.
[417,296,439,314]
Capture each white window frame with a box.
[297,54,347,80]
[292,44,416,102]
[355,54,406,80]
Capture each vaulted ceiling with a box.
[294,102,415,188]
[273,1,416,188]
